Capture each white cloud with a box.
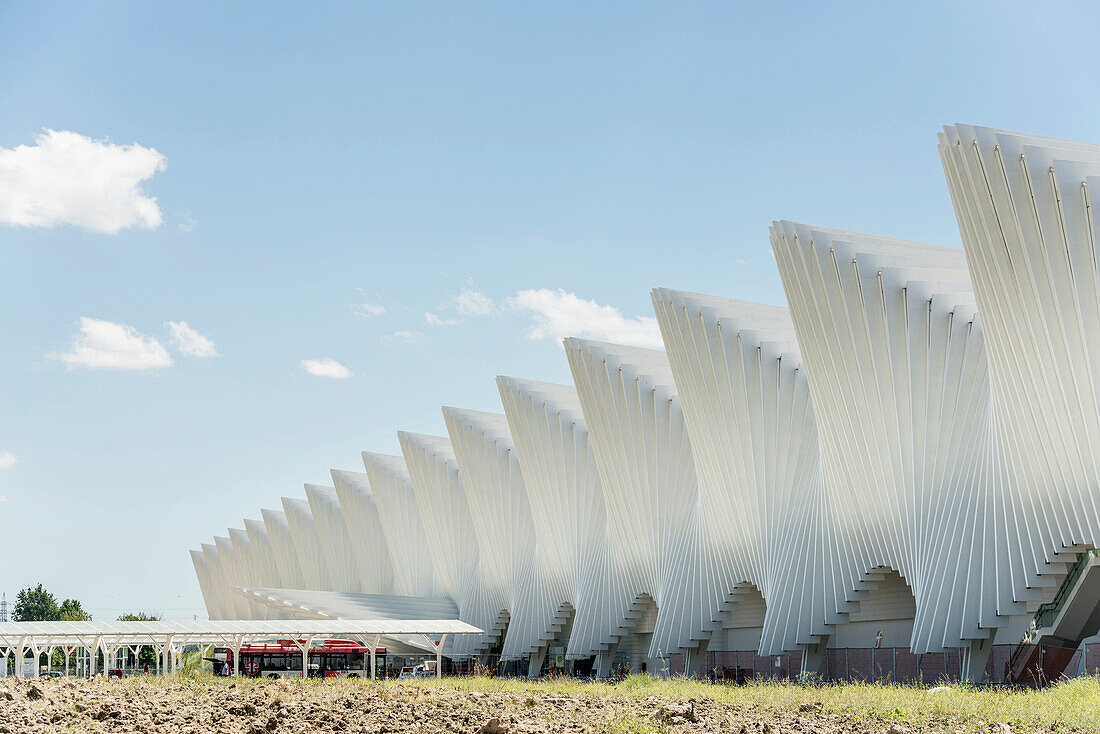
[454,288,494,316]
[0,496,9,503]
[509,288,664,349]
[0,129,167,234]
[353,303,387,318]
[49,317,173,370]
[0,452,16,470]
[424,312,457,327]
[301,358,352,379]
[166,321,219,358]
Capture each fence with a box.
[672,643,1100,684]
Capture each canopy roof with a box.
[0,618,482,649]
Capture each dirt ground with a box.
[0,676,1036,734]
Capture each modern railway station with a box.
[191,124,1100,686]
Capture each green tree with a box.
[117,612,160,622]
[13,584,58,621]
[58,598,92,621]
[118,613,161,668]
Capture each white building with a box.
[193,125,1100,682]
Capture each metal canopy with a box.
[0,618,482,648]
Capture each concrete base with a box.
[960,637,994,684]
[683,639,710,678]
[527,648,547,679]
[596,648,616,678]
[800,636,830,681]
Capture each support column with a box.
[436,634,447,679]
[960,637,994,684]
[800,636,830,681]
[234,636,246,677]
[596,647,616,678]
[527,647,547,679]
[15,637,26,680]
[370,635,380,680]
[298,637,313,679]
[92,636,103,678]
[683,639,710,678]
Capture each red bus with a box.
[211,639,386,679]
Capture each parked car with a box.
[107,668,125,680]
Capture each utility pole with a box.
[0,593,8,622]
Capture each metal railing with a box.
[1034,549,1100,630]
[1007,548,1100,681]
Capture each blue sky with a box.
[2,0,1100,619]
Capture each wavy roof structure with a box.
[194,123,1100,682]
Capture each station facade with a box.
[193,125,1100,683]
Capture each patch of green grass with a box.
[390,674,1100,732]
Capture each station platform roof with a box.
[0,618,482,649]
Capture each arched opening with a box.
[833,568,915,648]
[609,593,659,674]
[826,567,917,681]
[715,583,766,650]
[480,609,511,673]
[529,602,576,677]
[695,583,772,681]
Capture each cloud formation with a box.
[49,317,173,370]
[353,303,387,318]
[0,452,16,470]
[424,312,457,327]
[166,321,219,358]
[301,358,352,378]
[509,288,664,349]
[0,129,167,234]
[454,288,494,316]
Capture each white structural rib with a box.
[200,542,230,620]
[304,484,360,593]
[361,452,437,597]
[398,431,488,657]
[497,376,609,662]
[442,406,547,662]
[940,125,1100,626]
[770,222,998,668]
[564,338,709,666]
[190,549,219,621]
[281,497,334,592]
[331,469,395,595]
[228,527,268,619]
[260,508,308,592]
[243,518,282,593]
[651,288,824,658]
[214,535,253,620]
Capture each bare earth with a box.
[0,676,1049,734]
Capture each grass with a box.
[120,664,1100,732]
[386,674,1100,732]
